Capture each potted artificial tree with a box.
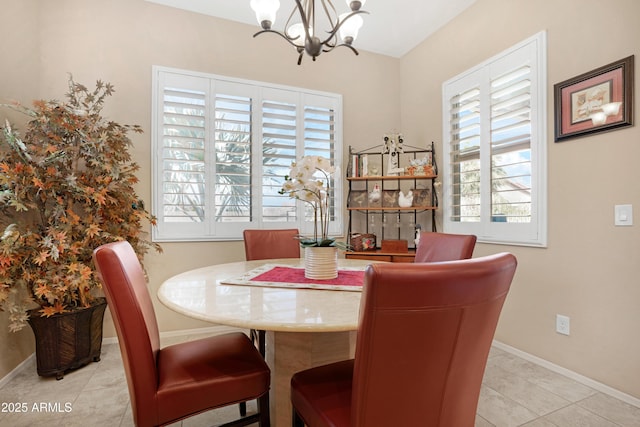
[0,77,160,379]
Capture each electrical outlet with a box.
[556,314,570,335]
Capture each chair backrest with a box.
[93,241,160,426]
[414,232,477,263]
[243,228,300,261]
[351,253,517,427]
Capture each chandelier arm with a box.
[295,0,314,42]
[253,29,305,49]
[321,0,338,29]
[319,10,368,45]
[284,2,298,39]
[322,43,360,56]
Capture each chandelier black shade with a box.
[250,0,368,65]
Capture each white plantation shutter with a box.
[302,96,341,235]
[152,67,343,242]
[443,32,547,246]
[213,88,252,224]
[261,97,298,222]
[153,72,210,240]
[161,87,206,223]
[258,91,342,236]
[448,86,481,223]
[490,65,532,223]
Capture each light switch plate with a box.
[615,204,633,226]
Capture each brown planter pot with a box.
[27,297,107,380]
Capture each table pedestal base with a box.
[266,330,357,427]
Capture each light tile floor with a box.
[1,332,639,427]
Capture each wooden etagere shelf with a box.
[347,174,437,181]
[345,141,438,263]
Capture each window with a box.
[152,67,343,242]
[442,32,547,247]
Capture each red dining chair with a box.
[243,228,301,261]
[290,253,517,427]
[414,231,477,263]
[243,228,301,356]
[93,241,271,427]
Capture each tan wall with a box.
[0,0,42,381]
[0,0,400,379]
[400,0,640,399]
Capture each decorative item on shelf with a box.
[250,0,369,65]
[279,155,343,279]
[349,153,359,177]
[398,190,414,208]
[368,183,381,207]
[0,77,161,377]
[433,181,441,208]
[382,133,404,175]
[412,188,432,207]
[348,190,367,207]
[381,239,408,253]
[407,164,435,176]
[361,154,369,176]
[406,155,434,176]
[414,224,422,247]
[382,190,399,208]
[351,233,376,251]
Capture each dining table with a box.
[157,257,375,426]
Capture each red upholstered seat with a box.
[291,253,517,427]
[93,241,270,427]
[243,228,301,261]
[414,231,477,263]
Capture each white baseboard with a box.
[0,353,35,389]
[493,340,640,409]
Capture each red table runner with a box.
[221,264,365,291]
[251,266,364,288]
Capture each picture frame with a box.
[554,55,634,142]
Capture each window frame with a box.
[151,66,344,242]
[442,31,547,247]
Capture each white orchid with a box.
[279,155,336,246]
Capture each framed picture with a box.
[554,56,634,142]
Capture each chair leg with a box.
[292,408,305,427]
[219,395,268,427]
[239,401,247,416]
[251,328,266,357]
[258,329,266,357]
[258,392,270,427]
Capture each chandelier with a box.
[250,0,368,65]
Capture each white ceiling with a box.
[145,0,477,58]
